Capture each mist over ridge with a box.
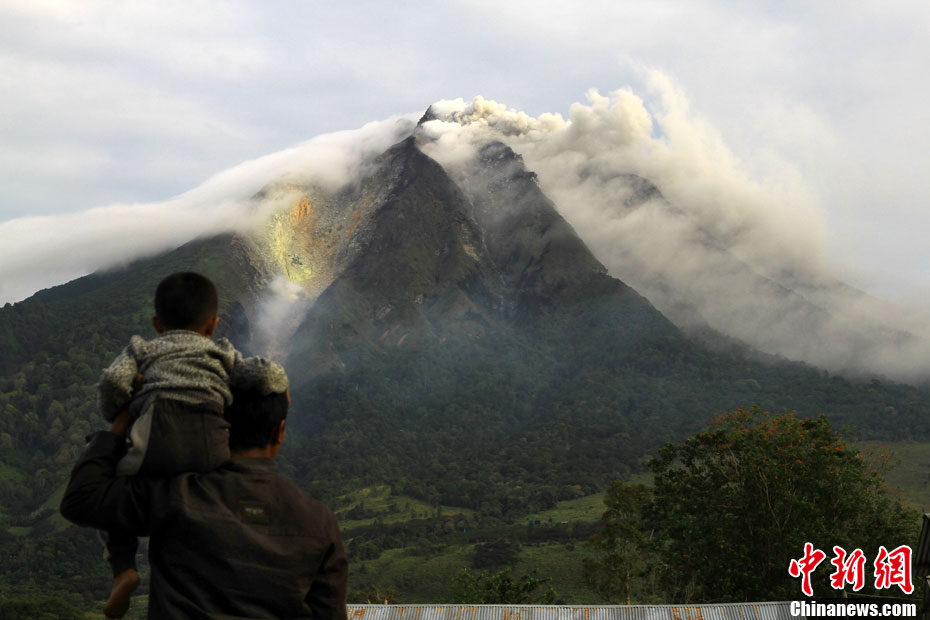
[2,76,927,383]
[416,77,930,384]
[0,115,419,305]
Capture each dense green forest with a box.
[287,292,930,517]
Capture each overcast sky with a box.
[1,0,928,305]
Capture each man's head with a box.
[226,387,289,454]
[153,272,219,336]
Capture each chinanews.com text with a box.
[790,600,916,617]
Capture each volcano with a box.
[2,117,929,601]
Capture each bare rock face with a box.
[237,135,491,361]
[282,137,509,381]
[232,129,676,383]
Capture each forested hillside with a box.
[0,236,258,604]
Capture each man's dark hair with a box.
[154,272,218,330]
[225,387,289,451]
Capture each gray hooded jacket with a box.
[98,330,288,475]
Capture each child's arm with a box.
[97,340,142,422]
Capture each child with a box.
[96,271,287,619]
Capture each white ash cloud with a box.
[419,74,930,383]
[0,115,417,305]
[251,275,313,362]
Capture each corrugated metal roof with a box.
[346,603,795,620]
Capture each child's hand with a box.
[109,410,131,436]
[107,374,142,436]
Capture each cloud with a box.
[0,115,417,305]
[418,76,930,383]
[3,1,929,288]
[1,65,927,382]
[421,76,829,275]
[452,0,930,300]
[0,0,269,81]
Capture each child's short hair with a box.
[154,272,218,330]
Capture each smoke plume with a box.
[417,73,930,383]
[3,74,928,382]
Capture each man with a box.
[61,382,348,619]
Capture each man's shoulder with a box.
[253,466,336,519]
[273,471,334,515]
[182,461,337,523]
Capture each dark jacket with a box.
[61,432,348,619]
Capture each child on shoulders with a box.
[96,271,287,619]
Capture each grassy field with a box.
[519,492,604,525]
[336,485,476,528]
[348,539,604,603]
[857,440,930,512]
[517,543,602,603]
[338,484,609,603]
[350,544,474,601]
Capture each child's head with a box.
[153,272,219,336]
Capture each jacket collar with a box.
[223,457,277,474]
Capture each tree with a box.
[588,407,917,603]
[583,482,661,603]
[449,568,559,604]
